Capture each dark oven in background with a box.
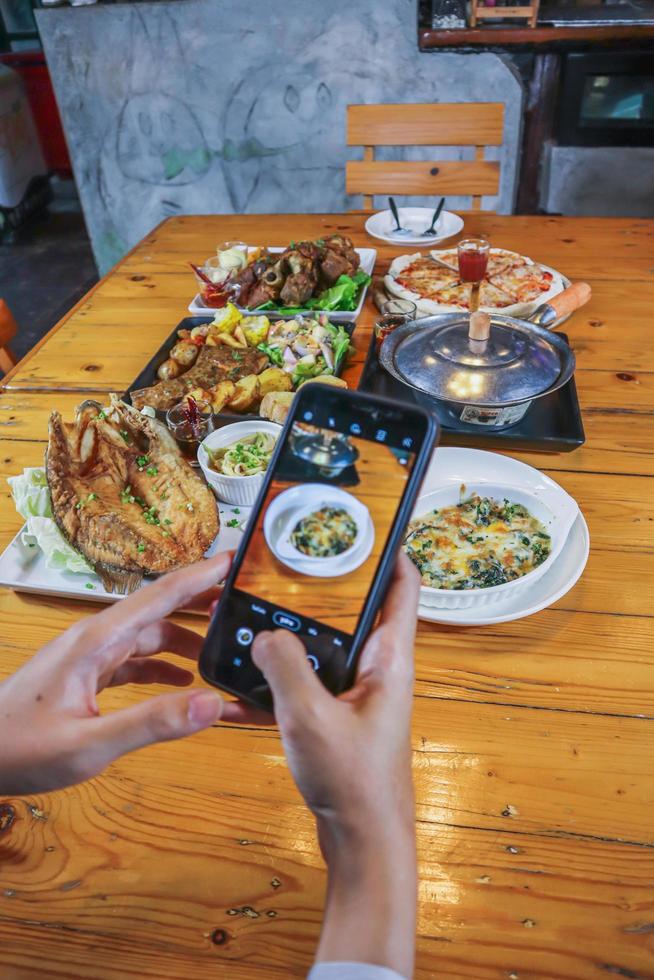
[557,51,654,147]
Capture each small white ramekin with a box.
[197,420,281,506]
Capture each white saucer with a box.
[264,484,374,578]
[365,207,464,247]
[417,512,589,626]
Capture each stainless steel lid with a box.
[379,313,575,407]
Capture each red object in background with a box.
[0,51,71,176]
[458,239,490,283]
[458,249,488,282]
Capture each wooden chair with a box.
[0,300,18,375]
[346,102,504,211]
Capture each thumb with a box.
[252,630,328,718]
[87,688,223,767]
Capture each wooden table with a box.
[0,213,652,980]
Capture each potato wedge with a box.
[260,391,295,425]
[299,375,348,389]
[209,380,236,413]
[184,388,213,412]
[233,324,248,347]
[227,375,260,413]
[257,366,293,396]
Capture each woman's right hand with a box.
[222,553,421,976]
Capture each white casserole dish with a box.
[198,420,281,506]
[409,449,580,610]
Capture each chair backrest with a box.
[346,103,504,212]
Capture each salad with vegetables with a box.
[257,315,352,386]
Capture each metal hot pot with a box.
[378,284,589,430]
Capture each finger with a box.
[354,553,420,689]
[108,658,194,688]
[179,585,223,615]
[220,700,276,726]
[94,552,234,641]
[251,630,330,720]
[133,620,205,662]
[87,688,224,765]
[377,551,421,633]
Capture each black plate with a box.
[357,332,585,453]
[124,316,356,428]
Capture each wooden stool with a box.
[0,300,18,376]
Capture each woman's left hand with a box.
[0,552,232,796]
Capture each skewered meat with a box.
[46,396,219,594]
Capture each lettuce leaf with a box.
[256,341,284,366]
[21,518,93,574]
[8,468,93,574]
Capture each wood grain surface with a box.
[0,213,653,980]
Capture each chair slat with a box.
[346,160,500,197]
[347,103,504,147]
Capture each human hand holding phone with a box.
[0,553,230,797]
[221,553,421,978]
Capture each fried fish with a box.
[46,396,219,594]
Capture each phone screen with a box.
[201,388,430,708]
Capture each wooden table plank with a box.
[0,213,653,980]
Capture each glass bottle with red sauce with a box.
[457,238,490,283]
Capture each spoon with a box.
[423,198,445,236]
[388,197,413,237]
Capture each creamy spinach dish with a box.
[404,494,551,590]
[291,506,358,558]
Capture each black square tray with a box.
[357,331,585,453]
[124,316,357,427]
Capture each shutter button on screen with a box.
[272,612,301,631]
[236,627,254,646]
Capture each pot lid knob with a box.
[468,311,491,342]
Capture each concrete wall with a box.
[37,0,523,275]
[542,145,654,217]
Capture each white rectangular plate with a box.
[188,247,377,322]
[0,501,252,607]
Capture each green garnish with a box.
[136,455,149,467]
[119,430,130,444]
[163,518,172,525]
[226,519,240,528]
[146,466,158,477]
[137,543,146,553]
[95,410,106,420]
[85,583,95,590]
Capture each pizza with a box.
[385,248,565,319]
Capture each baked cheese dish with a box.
[291,506,358,558]
[404,494,551,590]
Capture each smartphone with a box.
[199,385,438,711]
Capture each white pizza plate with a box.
[385,248,571,326]
[188,246,377,323]
[412,447,589,626]
[364,207,464,247]
[0,501,251,608]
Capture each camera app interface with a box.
[218,409,417,695]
